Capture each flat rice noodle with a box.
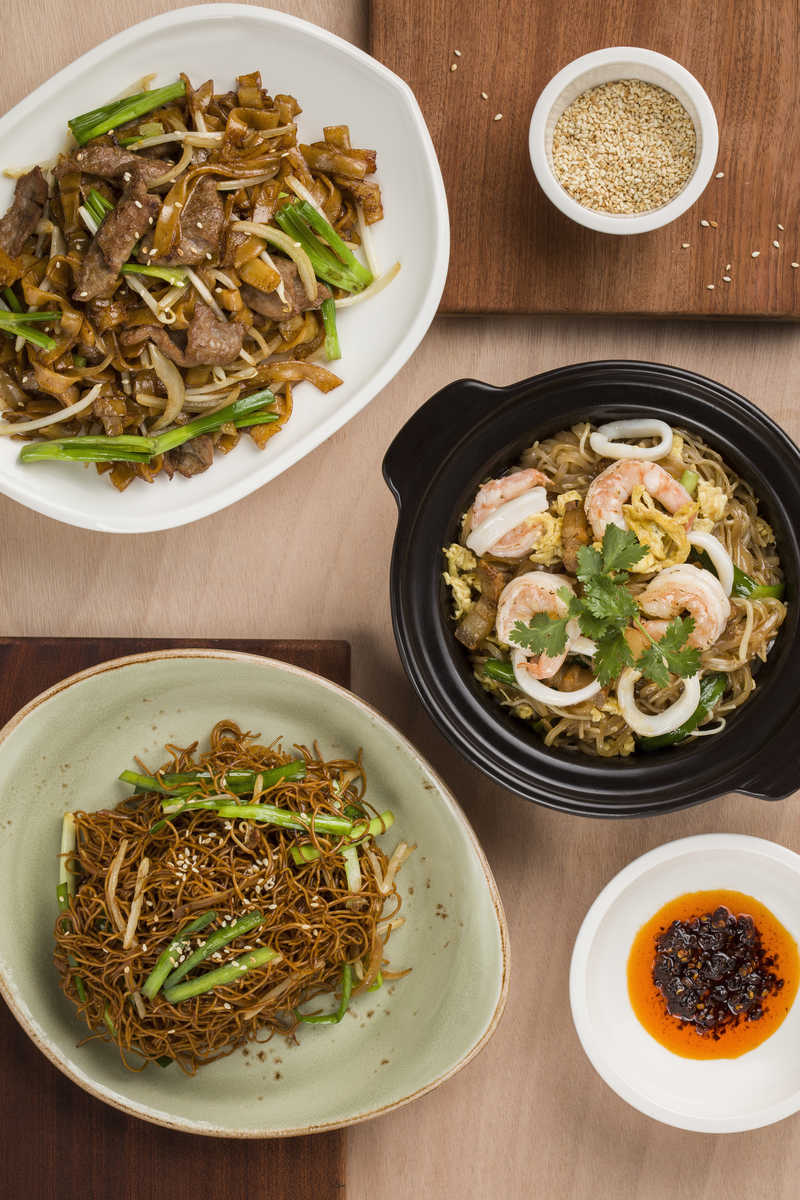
[257,360,341,392]
[335,177,383,224]
[323,125,351,151]
[0,247,25,287]
[32,361,80,406]
[300,144,368,180]
[233,234,267,270]
[226,107,282,145]
[275,94,302,123]
[57,170,82,235]
[238,256,281,293]
[237,71,264,109]
[249,382,291,448]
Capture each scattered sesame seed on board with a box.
[773,240,780,248]
[751,250,760,258]
[681,242,690,249]
[709,220,718,228]
[723,275,732,282]
[480,91,488,100]
[792,262,800,269]
[454,48,461,56]
[450,63,457,72]
[494,113,503,121]
[778,223,785,230]
[706,284,715,290]
[726,263,731,271]
[700,219,710,227]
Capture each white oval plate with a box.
[0,650,508,1136]
[570,834,800,1132]
[0,5,449,532]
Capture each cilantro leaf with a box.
[600,524,649,574]
[634,644,671,688]
[577,609,612,641]
[635,616,701,685]
[509,614,569,657]
[593,629,633,686]
[576,543,603,581]
[582,574,638,622]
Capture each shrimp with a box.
[637,564,731,649]
[584,459,693,539]
[495,571,572,679]
[468,468,551,558]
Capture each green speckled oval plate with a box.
[0,650,508,1136]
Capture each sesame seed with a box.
[751,250,760,258]
[778,223,785,231]
[79,290,88,298]
[706,283,715,290]
[722,275,732,282]
[196,221,204,229]
[773,240,780,248]
[681,242,690,249]
[715,171,724,178]
[700,219,710,227]
[792,262,799,269]
[205,251,212,259]
[726,263,731,271]
[480,91,488,100]
[709,220,718,228]
[122,171,131,181]
[493,112,503,121]
[134,200,143,209]
[450,63,458,72]
[454,48,461,56]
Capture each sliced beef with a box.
[240,256,330,321]
[137,176,224,266]
[183,302,243,364]
[57,145,167,187]
[0,167,48,257]
[166,434,214,478]
[74,174,160,301]
[119,302,243,366]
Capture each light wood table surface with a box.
[3,3,800,1198]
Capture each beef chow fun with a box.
[0,71,394,489]
[443,419,786,757]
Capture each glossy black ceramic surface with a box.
[384,361,800,817]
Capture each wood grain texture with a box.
[370,0,800,317]
[0,637,349,1200]
[2,2,800,1199]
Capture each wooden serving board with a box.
[370,0,800,317]
[0,638,349,1200]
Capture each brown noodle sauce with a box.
[627,889,799,1059]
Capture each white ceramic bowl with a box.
[0,5,449,532]
[529,47,718,234]
[570,834,800,1132]
[0,651,508,1135]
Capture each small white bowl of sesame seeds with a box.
[529,47,718,234]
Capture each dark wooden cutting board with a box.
[0,637,349,1200]
[370,0,800,317]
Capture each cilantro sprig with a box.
[508,525,701,687]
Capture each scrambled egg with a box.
[697,480,728,524]
[622,486,695,573]
[555,489,584,515]
[527,513,563,566]
[442,543,477,619]
[755,517,776,546]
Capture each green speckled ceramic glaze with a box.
[0,651,508,1136]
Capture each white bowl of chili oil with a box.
[570,834,800,1132]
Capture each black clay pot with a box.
[384,361,800,818]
